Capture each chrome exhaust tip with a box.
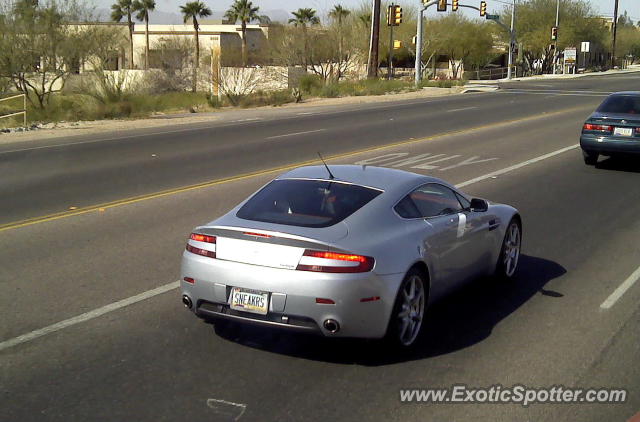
[182,295,193,309]
[323,319,340,333]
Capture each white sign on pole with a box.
[581,42,590,53]
[564,47,577,64]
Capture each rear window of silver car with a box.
[597,95,640,114]
[236,179,382,228]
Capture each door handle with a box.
[488,219,500,231]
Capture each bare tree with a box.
[0,0,100,108]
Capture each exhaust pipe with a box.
[182,295,193,309]
[323,319,340,333]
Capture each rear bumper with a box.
[580,134,640,155]
[180,251,404,339]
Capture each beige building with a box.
[68,20,269,71]
[133,20,269,69]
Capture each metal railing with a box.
[465,66,519,80]
[0,94,27,127]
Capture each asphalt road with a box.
[1,72,640,422]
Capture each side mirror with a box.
[470,198,488,212]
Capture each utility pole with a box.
[506,0,516,79]
[611,0,619,69]
[552,0,560,74]
[367,0,382,78]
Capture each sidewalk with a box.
[468,65,640,84]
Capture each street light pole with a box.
[506,0,515,79]
[414,7,424,85]
[553,0,559,74]
[414,0,438,86]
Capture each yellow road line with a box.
[0,104,591,232]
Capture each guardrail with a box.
[0,94,27,128]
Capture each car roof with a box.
[609,91,640,96]
[277,165,440,192]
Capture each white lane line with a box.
[266,129,325,139]
[207,399,247,421]
[447,106,477,113]
[505,89,612,94]
[0,119,269,155]
[600,265,640,309]
[0,281,179,352]
[0,96,496,155]
[456,144,578,188]
[499,91,610,97]
[233,117,262,122]
[0,144,580,351]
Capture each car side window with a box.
[394,195,422,219]
[408,184,463,218]
[455,192,471,210]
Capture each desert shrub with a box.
[299,74,323,94]
[238,89,296,108]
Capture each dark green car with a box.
[580,92,640,165]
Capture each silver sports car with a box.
[181,165,521,347]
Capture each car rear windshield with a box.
[596,95,640,114]
[236,179,382,228]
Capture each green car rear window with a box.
[597,95,640,115]
[237,179,382,228]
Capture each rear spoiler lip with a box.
[195,225,348,253]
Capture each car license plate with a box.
[614,127,633,137]
[229,287,269,315]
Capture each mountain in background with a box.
[93,8,291,24]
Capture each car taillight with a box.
[296,250,375,273]
[190,233,216,243]
[186,232,216,258]
[583,123,613,132]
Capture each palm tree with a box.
[180,1,212,92]
[358,12,371,28]
[111,0,135,69]
[132,0,155,70]
[328,5,350,61]
[224,0,260,67]
[289,8,320,67]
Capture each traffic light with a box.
[452,0,459,11]
[437,0,447,12]
[551,26,558,41]
[394,5,402,25]
[386,5,402,26]
[480,1,487,17]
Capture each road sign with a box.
[564,47,577,64]
[581,42,590,53]
[394,40,402,49]
[486,14,499,20]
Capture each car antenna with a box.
[317,152,335,180]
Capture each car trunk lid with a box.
[196,223,348,270]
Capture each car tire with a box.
[583,150,598,165]
[385,268,428,348]
[494,218,522,280]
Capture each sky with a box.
[91,0,639,22]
